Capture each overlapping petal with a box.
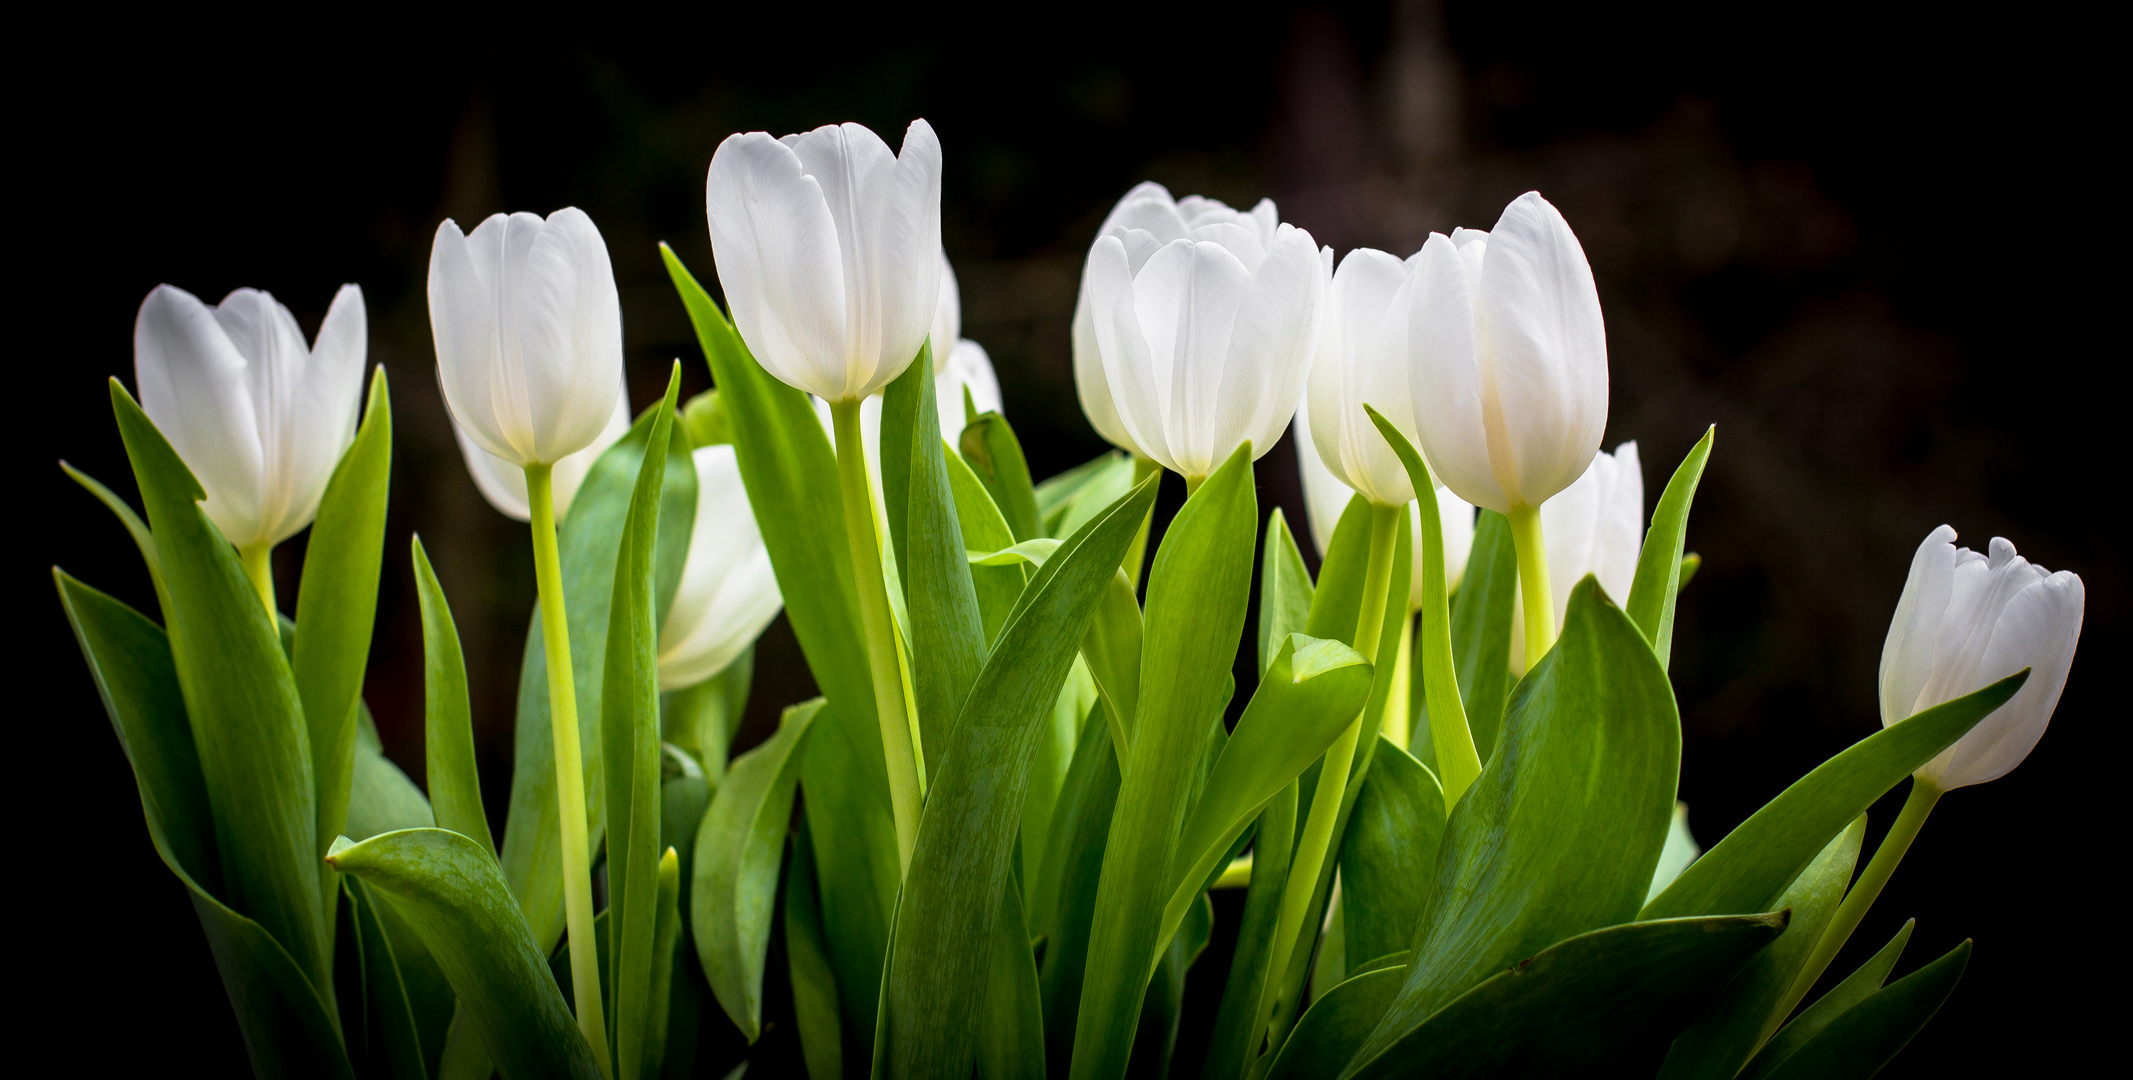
[1308,246,1420,506]
[454,392,631,523]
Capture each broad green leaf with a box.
[1447,510,1515,762]
[960,412,1040,542]
[1311,896,1349,1004]
[1038,451,1136,541]
[111,380,329,988]
[1035,704,1123,1071]
[946,445,1028,643]
[644,848,684,1078]
[370,892,456,1076]
[1265,963,1405,1080]
[879,342,925,575]
[1658,815,1864,1080]
[976,868,1045,1080]
[61,459,171,616]
[693,700,818,1042]
[347,715,435,841]
[665,245,897,1052]
[345,878,429,1080]
[58,569,355,1078]
[662,644,752,779]
[1351,577,1681,1067]
[1202,783,1297,1080]
[1339,739,1446,968]
[1081,568,1143,762]
[296,368,393,885]
[1257,510,1315,677]
[1754,939,1970,1080]
[786,817,845,1080]
[414,535,491,857]
[605,367,686,1080]
[1342,914,1788,1079]
[1625,427,1712,668]
[1026,659,1100,898]
[1642,671,2026,920]
[1646,801,1701,905]
[1739,920,1913,1080]
[880,476,1159,1079]
[500,399,696,958]
[1157,634,1373,967]
[1128,893,1214,1078]
[1071,443,1258,1080]
[329,828,601,1079]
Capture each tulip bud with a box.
[134,283,368,549]
[1508,441,1643,659]
[1075,184,1326,479]
[428,209,625,467]
[706,120,944,403]
[1295,396,1475,605]
[454,393,631,522]
[1307,247,1430,507]
[658,446,784,690]
[931,250,1002,437]
[1409,192,1608,513]
[1881,526,2084,789]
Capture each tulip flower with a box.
[1507,441,1643,670]
[657,446,783,691]
[427,205,626,1058]
[930,250,1002,437]
[454,393,630,522]
[1409,192,1608,665]
[134,283,368,612]
[1076,192,1326,480]
[1295,390,1475,605]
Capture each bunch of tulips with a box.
[60,117,2084,1080]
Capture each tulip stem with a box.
[1772,777,1943,1033]
[1381,615,1413,750]
[1415,480,1484,804]
[1259,502,1401,1049]
[831,398,922,874]
[239,542,276,620]
[1122,454,1163,589]
[1508,504,1556,669]
[524,463,611,1077]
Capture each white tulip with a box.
[1307,247,1430,507]
[454,393,631,523]
[1881,526,2084,790]
[1295,402,1475,606]
[1072,183,1284,454]
[1538,440,1643,626]
[428,209,625,467]
[1410,192,1608,513]
[706,120,943,403]
[1078,194,1326,479]
[134,283,368,550]
[658,446,783,691]
[930,250,1003,437]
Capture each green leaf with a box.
[1642,671,2027,920]
[1128,891,1215,1078]
[347,714,435,841]
[693,700,820,1041]
[946,444,1028,644]
[976,867,1046,1080]
[605,366,686,1080]
[1037,451,1137,541]
[645,847,684,1078]
[1647,801,1702,905]
[1339,739,1447,968]
[1202,782,1298,1080]
[345,878,430,1080]
[58,569,355,1078]
[1624,427,1713,668]
[1342,914,1789,1079]
[110,380,329,989]
[329,829,602,1079]
[1658,815,1865,1080]
[960,412,1040,542]
[296,368,393,881]
[61,459,171,616]
[880,475,1160,1079]
[662,646,752,779]
[413,536,492,858]
[1265,963,1406,1080]
[1754,939,1970,1080]
[1257,509,1316,677]
[1351,576,1681,1066]
[681,389,734,449]
[1080,567,1143,763]
[1447,510,1516,762]
[1070,442,1258,1079]
[1158,633,1374,967]
[1035,704,1123,1070]
[786,817,845,1080]
[1739,920,1913,1080]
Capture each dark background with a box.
[19,1,2118,1073]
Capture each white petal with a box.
[1100,182,1189,240]
[1218,224,1319,473]
[1410,232,1504,511]
[1930,569,2084,788]
[1309,246,1415,505]
[707,131,850,399]
[931,249,961,370]
[454,422,534,522]
[1292,403,1351,558]
[658,445,785,690]
[514,208,624,463]
[1593,441,1644,606]
[938,339,1001,438]
[430,216,516,460]
[1475,192,1608,507]
[860,119,945,396]
[271,284,368,545]
[135,284,268,544]
[1880,525,1959,726]
[1088,235,1169,466]
[1141,239,1251,477]
[1436,490,1477,595]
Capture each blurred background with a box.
[20,1,2117,1073]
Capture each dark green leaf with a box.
[1265,963,1405,1080]
[1036,704,1123,1072]
[60,459,171,615]
[1202,783,1297,1080]
[1129,892,1215,1079]
[1338,739,1446,968]
[347,715,435,841]
[1624,428,1712,668]
[346,878,430,1080]
[960,412,1040,542]
[976,867,1045,1080]
[1257,510,1315,677]
[1755,939,1970,1080]
[1739,920,1913,1080]
[1448,511,1516,762]
[786,817,844,1080]
[645,848,684,1078]
[414,535,491,858]
[946,445,1028,644]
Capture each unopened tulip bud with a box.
[658,446,783,691]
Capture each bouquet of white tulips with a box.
[60,117,2084,1080]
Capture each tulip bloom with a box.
[1077,190,1325,480]
[657,446,783,691]
[134,284,368,557]
[455,394,631,522]
[706,120,943,403]
[1295,402,1475,606]
[929,250,1002,437]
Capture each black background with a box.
[17,2,2119,1074]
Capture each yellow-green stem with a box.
[239,542,276,620]
[1508,503,1555,669]
[832,399,922,873]
[525,463,611,1076]
[1123,454,1163,588]
[1771,777,1943,1034]
[1259,503,1401,1045]
[1381,615,1414,750]
[1415,482,1483,803]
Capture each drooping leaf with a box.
[960,412,1040,542]
[1257,509,1315,677]
[1201,782,1297,1080]
[1624,427,1713,668]
[413,535,491,857]
[1752,939,1970,1080]
[329,828,602,1079]
[1338,739,1447,968]
[785,816,844,1080]
[1738,920,1913,1080]
[1447,510,1516,762]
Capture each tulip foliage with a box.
[61,121,2082,1080]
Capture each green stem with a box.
[1508,503,1555,670]
[239,542,276,620]
[1123,454,1163,589]
[525,463,611,1076]
[1381,615,1414,751]
[1773,777,1943,1029]
[1415,483,1483,803]
[832,399,922,873]
[1258,503,1401,1050]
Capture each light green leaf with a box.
[329,829,601,1079]
[1447,510,1515,762]
[786,816,844,1080]
[1038,451,1137,541]
[946,444,1028,644]
[1753,939,1970,1080]
[413,535,491,858]
[1642,671,2026,920]
[1265,963,1405,1080]
[1338,739,1446,968]
[681,388,734,449]
[1035,704,1122,1069]
[645,848,684,1078]
[1739,920,1913,1080]
[970,538,1065,567]
[960,412,1040,542]
[1646,801,1701,905]
[61,459,171,618]
[1202,782,1297,1080]
[347,714,434,841]
[1257,510,1315,677]
[662,646,752,779]
[1080,568,1143,763]
[1624,427,1713,668]
[693,700,819,1041]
